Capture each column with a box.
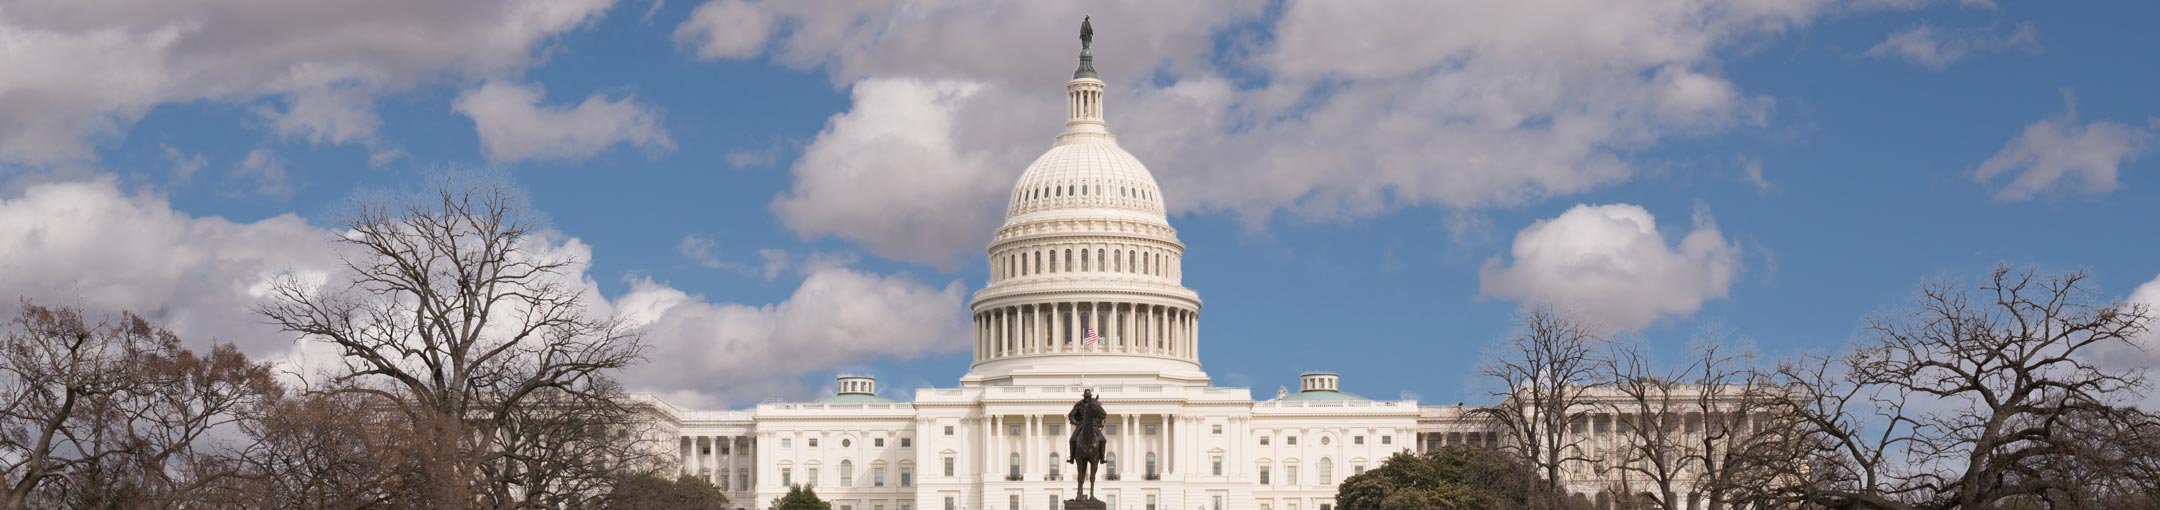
[1049,303,1062,353]
[1192,312,1200,360]
[1164,415,1174,477]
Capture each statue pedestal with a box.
[1064,497,1106,510]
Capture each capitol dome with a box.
[966,34,1204,381]
[1005,142,1166,220]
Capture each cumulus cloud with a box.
[0,0,616,166]
[770,79,1017,268]
[0,178,342,359]
[1974,93,2152,202]
[675,1,1872,265]
[1865,21,2040,70]
[2,175,954,408]
[1478,204,1742,332]
[613,268,969,408]
[452,81,673,163]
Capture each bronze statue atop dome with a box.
[1080,16,1094,50]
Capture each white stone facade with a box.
[642,39,1717,510]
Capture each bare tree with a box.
[256,173,648,509]
[1479,306,1609,493]
[0,302,279,510]
[1601,338,1693,510]
[1603,327,1790,510]
[1745,266,2157,510]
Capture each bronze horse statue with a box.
[1066,388,1107,500]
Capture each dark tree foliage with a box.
[1336,446,1586,510]
[602,474,728,510]
[770,484,831,510]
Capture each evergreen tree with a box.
[771,484,832,510]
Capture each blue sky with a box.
[2,0,2156,409]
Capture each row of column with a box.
[979,413,1190,481]
[681,435,754,493]
[974,302,1197,361]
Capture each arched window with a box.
[839,459,854,487]
[1009,453,1022,478]
[1113,249,1122,272]
[1317,458,1333,485]
[1128,251,1136,273]
[1097,249,1105,271]
[1081,250,1089,271]
[1050,453,1061,477]
[1064,249,1073,273]
[1033,251,1041,274]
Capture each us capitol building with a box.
[641,30,1702,510]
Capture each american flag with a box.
[1084,328,1102,345]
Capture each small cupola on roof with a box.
[815,374,900,404]
[1276,372,1369,402]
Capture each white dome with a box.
[1006,140,1165,219]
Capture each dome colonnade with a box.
[967,41,1202,375]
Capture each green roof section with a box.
[813,393,901,404]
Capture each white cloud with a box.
[1974,93,2152,202]
[452,81,673,163]
[1864,21,2040,70]
[612,268,969,408]
[770,79,1015,269]
[2,175,964,409]
[0,178,341,358]
[672,0,774,60]
[1478,203,1742,332]
[231,148,292,199]
[677,1,1877,265]
[0,0,616,166]
[160,144,207,181]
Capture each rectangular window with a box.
[943,457,955,477]
[1214,495,1224,510]
[739,473,748,490]
[1009,495,1020,510]
[1010,426,1021,436]
[1213,424,1223,435]
[782,468,793,487]
[876,438,886,447]
[945,426,955,436]
[1354,435,1364,445]
[722,444,731,454]
[809,438,819,448]
[1287,466,1299,486]
[902,437,913,447]
[1259,466,1270,485]
[1381,436,1392,445]
[945,497,955,510]
[1355,465,1366,475]
[1260,436,1270,446]
[1211,455,1223,476]
[1287,502,1298,510]
[1049,424,1062,436]
[1107,425,1119,436]
[807,468,818,487]
[1146,494,1158,510]
[782,438,793,448]
[900,467,913,487]
[875,467,887,487]
[1287,436,1298,446]
[1048,495,1059,510]
[1145,425,1158,435]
